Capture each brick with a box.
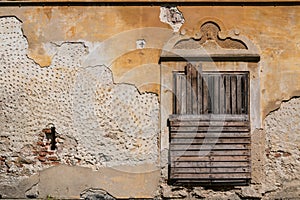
[47,156,58,161]
[51,161,60,166]
[283,152,291,157]
[37,141,45,146]
[274,153,281,158]
[37,156,46,162]
[39,151,47,157]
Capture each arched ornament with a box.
[160,21,260,62]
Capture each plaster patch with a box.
[159,6,185,32]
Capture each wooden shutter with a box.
[173,66,249,115]
[169,65,250,186]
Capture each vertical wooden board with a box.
[208,75,213,113]
[203,75,209,114]
[219,75,225,114]
[231,75,237,114]
[197,67,203,114]
[186,64,192,114]
[225,75,231,114]
[192,66,198,114]
[181,74,187,114]
[244,74,249,114]
[213,75,220,114]
[175,73,181,114]
[237,75,242,114]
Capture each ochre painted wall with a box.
[0,5,299,199]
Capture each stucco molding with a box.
[160,21,260,62]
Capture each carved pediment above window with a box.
[160,21,260,62]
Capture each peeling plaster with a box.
[159,6,185,32]
[0,16,160,194]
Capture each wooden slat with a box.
[237,75,242,114]
[171,161,250,168]
[241,75,246,114]
[197,66,203,114]
[243,74,248,114]
[170,144,249,151]
[181,74,187,114]
[203,75,209,114]
[225,75,231,114]
[172,155,249,162]
[208,75,213,113]
[219,75,225,114]
[171,132,250,138]
[174,73,179,114]
[170,126,250,132]
[191,66,198,114]
[171,173,251,179]
[231,75,237,114]
[213,75,219,114]
[186,64,192,114]
[171,167,250,173]
[173,179,249,185]
[171,138,250,144]
[169,120,249,127]
[170,150,250,157]
[169,114,249,121]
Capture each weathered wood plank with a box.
[170,144,249,151]
[169,114,249,121]
[172,155,250,162]
[170,150,250,157]
[171,161,250,168]
[213,75,220,114]
[174,73,180,114]
[219,75,225,114]
[171,173,251,179]
[186,64,192,114]
[171,138,250,144]
[181,74,187,114]
[225,75,231,114]
[208,75,213,113]
[192,66,198,114]
[171,167,250,174]
[171,132,251,138]
[197,66,203,114]
[174,179,249,185]
[203,75,209,114]
[243,74,249,114]
[170,126,250,132]
[169,120,249,127]
[237,75,242,114]
[231,75,237,114]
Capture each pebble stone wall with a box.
[0,16,159,184]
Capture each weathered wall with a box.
[0,16,160,199]
[0,4,299,199]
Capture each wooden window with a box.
[169,63,251,186]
